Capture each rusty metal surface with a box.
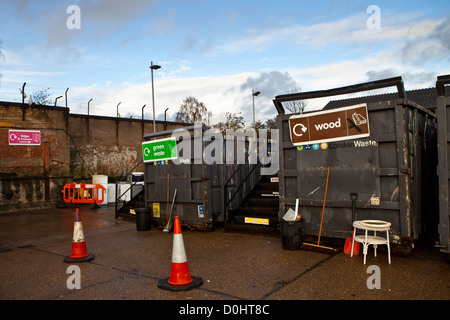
[436,75,450,256]
[142,124,266,230]
[276,97,438,246]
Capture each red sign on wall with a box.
[9,130,41,146]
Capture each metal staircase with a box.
[226,174,279,229]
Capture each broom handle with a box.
[166,174,170,222]
[317,167,330,245]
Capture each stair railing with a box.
[115,159,143,219]
[223,158,263,227]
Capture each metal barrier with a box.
[61,183,106,204]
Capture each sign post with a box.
[142,137,178,163]
[289,104,370,146]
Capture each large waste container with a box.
[142,124,267,230]
[436,74,450,259]
[273,77,438,251]
[135,207,151,231]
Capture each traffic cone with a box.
[158,216,203,291]
[64,208,95,263]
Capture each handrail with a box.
[115,159,143,218]
[222,136,274,227]
[224,161,261,209]
[223,160,263,227]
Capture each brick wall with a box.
[0,101,191,212]
[0,103,70,178]
[67,114,190,179]
[0,102,71,211]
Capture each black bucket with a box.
[135,208,152,231]
[280,219,303,250]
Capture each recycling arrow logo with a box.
[292,123,308,137]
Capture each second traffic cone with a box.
[64,208,95,263]
[158,216,203,291]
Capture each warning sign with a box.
[153,203,160,217]
[289,104,370,146]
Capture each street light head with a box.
[150,64,161,70]
[253,91,261,96]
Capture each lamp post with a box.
[150,61,161,132]
[252,90,260,124]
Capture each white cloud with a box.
[67,72,259,123]
[214,11,444,57]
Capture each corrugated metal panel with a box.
[436,74,450,256]
[142,124,267,230]
[143,124,215,230]
[274,79,438,248]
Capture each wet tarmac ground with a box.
[0,204,448,313]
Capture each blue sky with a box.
[1,0,449,124]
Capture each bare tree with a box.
[32,88,51,105]
[175,96,210,125]
[212,112,246,134]
[282,88,309,114]
[264,116,277,129]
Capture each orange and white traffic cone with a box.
[64,208,95,263]
[158,216,203,291]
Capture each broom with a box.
[165,173,170,222]
[163,188,177,232]
[301,167,336,254]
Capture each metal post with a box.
[252,90,260,124]
[65,88,69,108]
[150,61,161,133]
[164,107,169,130]
[151,62,156,132]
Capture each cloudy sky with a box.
[0,0,449,124]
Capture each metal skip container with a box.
[273,77,438,249]
[142,124,214,231]
[436,74,450,258]
[142,123,275,230]
[143,124,235,231]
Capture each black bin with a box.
[135,208,152,231]
[280,220,303,250]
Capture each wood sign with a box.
[289,104,370,146]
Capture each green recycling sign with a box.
[142,137,178,163]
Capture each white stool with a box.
[351,220,391,264]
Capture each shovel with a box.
[344,193,360,255]
[163,188,177,232]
